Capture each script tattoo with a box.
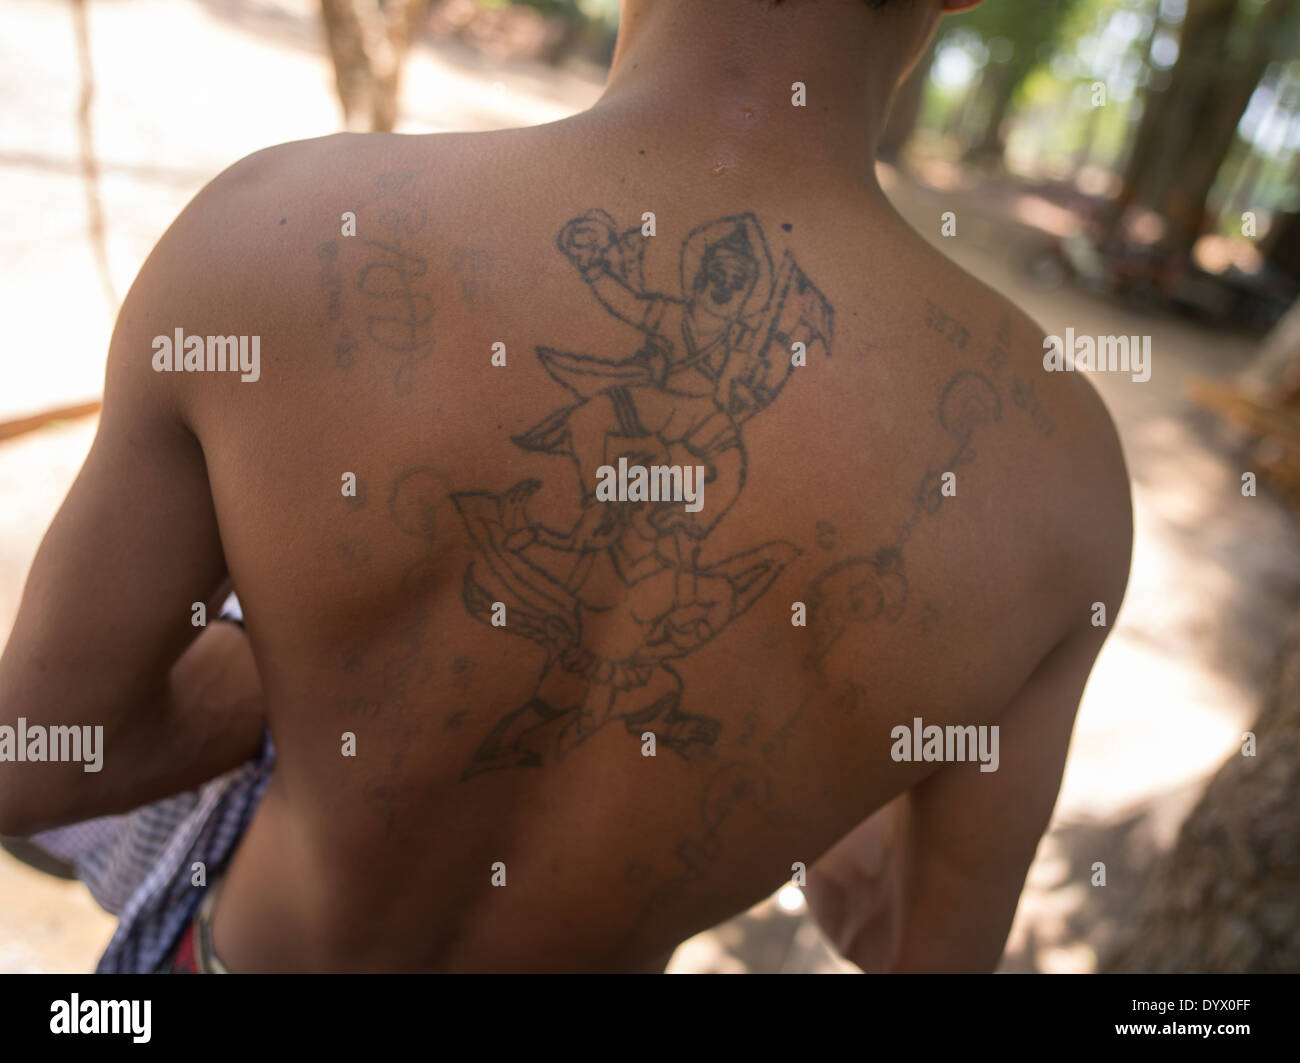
[987,312,1055,438]
[351,465,451,838]
[923,297,970,351]
[454,210,834,779]
[807,367,1002,664]
[613,759,777,958]
[321,173,436,393]
[450,247,494,307]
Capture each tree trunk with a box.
[320,0,427,132]
[71,0,117,313]
[963,64,1021,165]
[1103,0,1291,261]
[1103,607,1300,972]
[1242,293,1300,402]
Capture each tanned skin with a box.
[0,0,1131,972]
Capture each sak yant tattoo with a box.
[807,350,1003,665]
[319,173,436,393]
[454,210,834,778]
[350,464,452,837]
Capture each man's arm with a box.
[807,622,1111,972]
[0,156,271,835]
[807,363,1133,972]
[1,618,265,843]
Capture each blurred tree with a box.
[71,0,117,313]
[321,0,430,132]
[1104,0,1296,262]
[497,0,619,64]
[956,0,1085,165]
[1244,291,1300,402]
[1104,607,1300,972]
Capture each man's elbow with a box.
[0,738,94,837]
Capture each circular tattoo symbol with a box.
[389,467,444,538]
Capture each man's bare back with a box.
[0,0,1131,972]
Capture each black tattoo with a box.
[345,481,368,509]
[316,241,343,321]
[1011,374,1057,438]
[326,173,436,393]
[807,550,908,664]
[334,333,359,369]
[624,860,653,885]
[805,368,1001,664]
[450,247,494,306]
[451,656,476,692]
[337,539,372,569]
[619,760,775,950]
[454,211,833,779]
[764,692,811,765]
[987,315,1055,438]
[389,466,450,595]
[923,297,970,350]
[834,679,868,714]
[343,696,381,719]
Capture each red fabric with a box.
[166,917,200,973]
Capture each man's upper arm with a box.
[807,619,1115,973]
[0,181,238,827]
[888,620,1111,971]
[808,335,1134,971]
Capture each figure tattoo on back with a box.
[454,211,834,778]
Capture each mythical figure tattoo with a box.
[454,211,834,778]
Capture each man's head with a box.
[615,1,985,74]
[606,0,986,152]
[755,0,985,86]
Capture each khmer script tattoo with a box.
[318,173,437,393]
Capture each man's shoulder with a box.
[894,242,1133,618]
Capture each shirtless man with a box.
[0,0,1132,972]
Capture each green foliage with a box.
[493,0,619,28]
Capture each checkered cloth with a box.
[25,595,275,973]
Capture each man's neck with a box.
[587,0,932,191]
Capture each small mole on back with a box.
[781,223,793,232]
[279,218,287,225]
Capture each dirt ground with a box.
[1,0,1296,973]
